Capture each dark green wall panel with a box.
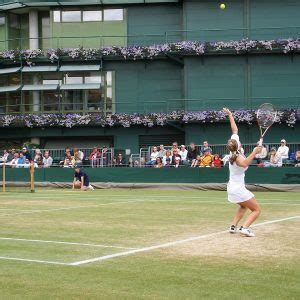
[127,4,181,45]
[184,55,300,110]
[104,60,183,113]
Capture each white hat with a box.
[280,139,286,144]
[175,157,181,161]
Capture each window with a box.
[62,11,81,22]
[83,10,102,22]
[0,16,5,25]
[106,71,112,86]
[87,89,103,111]
[53,10,61,22]
[85,74,102,84]
[43,91,60,112]
[104,9,123,21]
[43,79,62,85]
[64,90,84,111]
[9,14,19,28]
[65,74,83,84]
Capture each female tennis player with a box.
[223,108,262,237]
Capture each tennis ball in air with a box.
[220,3,226,10]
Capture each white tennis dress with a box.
[227,134,254,203]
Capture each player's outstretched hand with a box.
[223,107,232,116]
[253,146,262,154]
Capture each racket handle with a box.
[258,138,263,146]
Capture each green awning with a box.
[59,65,101,72]
[60,83,101,90]
[0,85,21,93]
[22,84,59,91]
[0,67,21,74]
[22,66,58,72]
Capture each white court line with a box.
[1,197,300,217]
[0,199,146,216]
[0,256,70,266]
[70,215,300,266]
[0,237,137,250]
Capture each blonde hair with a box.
[227,139,239,164]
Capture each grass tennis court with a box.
[0,189,299,299]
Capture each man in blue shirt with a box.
[72,165,94,191]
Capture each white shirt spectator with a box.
[43,156,53,168]
[277,140,289,159]
[150,151,159,161]
[179,148,188,161]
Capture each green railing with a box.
[0,97,299,115]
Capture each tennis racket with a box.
[256,103,277,146]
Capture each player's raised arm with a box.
[236,146,262,168]
[223,108,238,134]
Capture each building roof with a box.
[0,0,180,11]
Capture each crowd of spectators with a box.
[143,139,299,168]
[0,139,299,168]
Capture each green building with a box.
[0,0,299,153]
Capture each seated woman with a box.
[154,157,163,168]
[264,148,283,167]
[162,150,172,166]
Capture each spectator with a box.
[35,152,44,168]
[157,145,166,158]
[154,157,163,168]
[200,141,212,155]
[65,147,74,156]
[7,149,15,162]
[0,149,9,162]
[172,149,181,164]
[179,145,188,164]
[115,153,126,167]
[43,151,53,168]
[191,155,201,167]
[17,152,26,167]
[277,139,289,160]
[101,146,109,167]
[187,143,199,164]
[72,151,82,167]
[164,157,172,168]
[162,150,172,166]
[9,152,19,168]
[212,154,222,168]
[88,147,101,168]
[174,156,181,168]
[171,142,179,154]
[34,149,42,162]
[294,151,300,167]
[74,148,84,161]
[22,147,31,161]
[63,158,73,168]
[255,143,267,164]
[23,159,37,168]
[200,151,214,167]
[264,148,282,167]
[147,146,159,166]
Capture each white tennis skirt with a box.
[227,182,254,204]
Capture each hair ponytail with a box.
[227,139,239,164]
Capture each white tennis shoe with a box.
[229,225,237,234]
[239,227,255,237]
